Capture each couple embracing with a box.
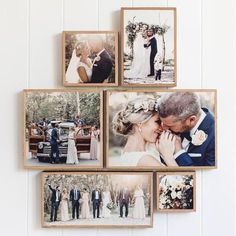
[66,36,112,84]
[113,92,215,167]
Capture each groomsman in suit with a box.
[91,187,102,218]
[156,92,215,166]
[144,29,158,76]
[50,122,60,164]
[69,186,81,219]
[88,36,113,83]
[117,187,131,218]
[48,184,61,222]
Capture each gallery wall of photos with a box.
[22,7,216,228]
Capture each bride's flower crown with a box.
[129,98,157,113]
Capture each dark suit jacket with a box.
[90,50,112,83]
[117,190,131,204]
[176,108,215,166]
[91,190,102,203]
[144,37,157,55]
[49,185,61,203]
[69,189,81,202]
[50,128,59,145]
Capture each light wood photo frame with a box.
[106,89,217,170]
[41,171,153,227]
[62,31,118,87]
[121,7,177,87]
[23,89,103,170]
[156,172,196,212]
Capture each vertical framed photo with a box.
[63,31,118,86]
[23,89,103,170]
[41,172,153,227]
[106,89,217,170]
[156,172,196,212]
[121,7,176,86]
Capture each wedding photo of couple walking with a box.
[42,173,152,227]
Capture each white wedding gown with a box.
[66,131,79,164]
[119,143,164,166]
[133,189,146,219]
[124,32,151,79]
[65,49,92,83]
[102,191,111,217]
[60,193,70,221]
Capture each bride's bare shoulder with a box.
[137,154,162,167]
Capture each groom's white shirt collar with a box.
[148,35,155,40]
[190,109,206,137]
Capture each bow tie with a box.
[182,132,192,141]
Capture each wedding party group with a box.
[64,32,117,85]
[109,91,216,168]
[46,183,150,224]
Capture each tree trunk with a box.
[162,34,166,71]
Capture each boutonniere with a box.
[191,130,208,146]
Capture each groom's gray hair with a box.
[156,92,201,121]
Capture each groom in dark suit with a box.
[156,92,215,166]
[69,186,81,219]
[144,29,157,76]
[91,187,102,218]
[50,122,60,164]
[48,184,61,222]
[117,187,131,217]
[88,36,113,83]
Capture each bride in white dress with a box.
[66,127,79,164]
[124,29,151,79]
[102,187,112,218]
[65,41,92,84]
[112,96,178,167]
[132,185,146,219]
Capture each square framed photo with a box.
[41,172,153,227]
[106,89,217,170]
[121,7,176,86]
[63,31,118,86]
[23,89,103,170]
[156,172,196,212]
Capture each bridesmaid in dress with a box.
[60,188,70,221]
[80,188,90,219]
[132,185,146,219]
[90,125,98,160]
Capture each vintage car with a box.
[28,122,91,163]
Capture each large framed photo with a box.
[63,31,118,86]
[41,172,153,227]
[23,89,103,169]
[121,7,176,86]
[106,89,217,170]
[156,172,196,212]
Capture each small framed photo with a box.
[106,89,217,170]
[156,172,196,212]
[23,89,103,169]
[121,7,176,87]
[63,31,118,86]
[41,172,153,227]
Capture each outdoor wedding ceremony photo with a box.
[121,7,176,86]
[106,90,216,169]
[63,31,118,86]
[41,172,153,227]
[23,89,103,169]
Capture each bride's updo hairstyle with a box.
[75,41,88,57]
[113,96,157,136]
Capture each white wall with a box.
[0,0,235,235]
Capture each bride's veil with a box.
[65,49,80,83]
